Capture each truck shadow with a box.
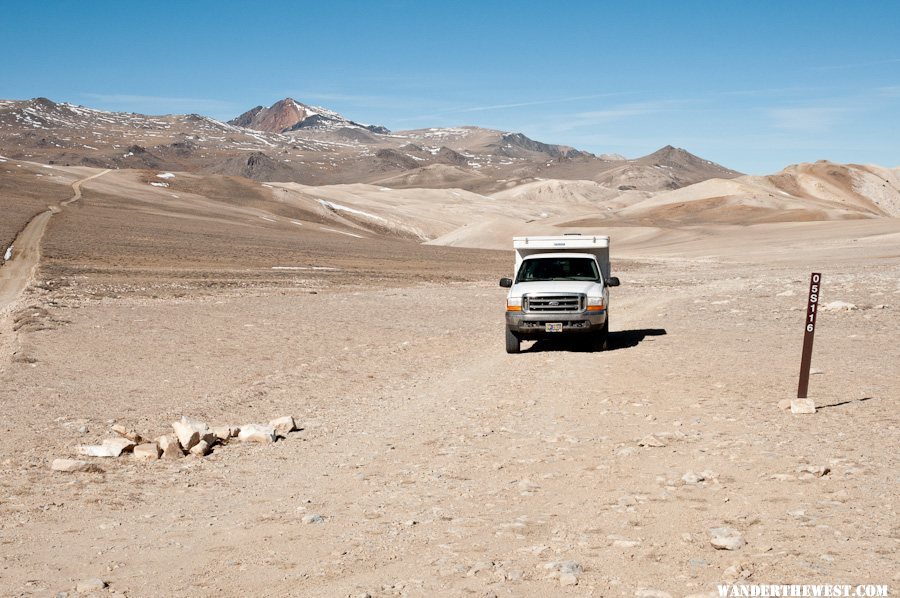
[607,328,667,351]
[526,328,667,353]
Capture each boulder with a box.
[76,438,135,458]
[190,439,211,457]
[212,426,235,442]
[172,416,211,450]
[269,416,296,437]
[111,424,143,443]
[157,435,184,459]
[133,442,161,461]
[709,527,745,550]
[77,444,114,458]
[51,458,104,473]
[238,423,276,443]
[102,437,136,457]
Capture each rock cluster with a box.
[52,415,298,470]
[541,560,583,586]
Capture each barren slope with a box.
[0,195,897,595]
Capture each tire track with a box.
[0,169,109,314]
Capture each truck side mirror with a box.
[606,277,620,287]
[499,278,513,288]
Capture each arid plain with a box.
[0,99,899,596]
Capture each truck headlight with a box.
[586,296,605,311]
[506,297,523,312]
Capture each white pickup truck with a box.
[499,234,620,353]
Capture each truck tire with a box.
[592,319,609,352]
[505,328,521,354]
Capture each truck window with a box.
[516,258,600,282]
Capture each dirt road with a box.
[0,170,108,314]
[0,232,896,596]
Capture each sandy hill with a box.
[615,161,900,225]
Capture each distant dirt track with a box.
[0,169,108,313]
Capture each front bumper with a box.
[506,309,607,337]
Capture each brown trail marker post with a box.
[793,273,821,413]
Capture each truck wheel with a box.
[592,320,609,352]
[505,328,521,354]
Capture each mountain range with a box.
[0,97,741,193]
[2,95,897,241]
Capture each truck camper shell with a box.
[513,234,610,281]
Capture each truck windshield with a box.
[516,257,600,282]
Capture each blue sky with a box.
[2,1,898,174]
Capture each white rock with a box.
[791,398,816,414]
[111,424,142,443]
[133,442,161,461]
[76,438,134,458]
[709,527,745,550]
[212,426,234,442]
[238,423,276,443]
[638,434,666,447]
[636,590,673,598]
[77,444,114,458]
[172,416,210,450]
[821,301,857,311]
[269,415,296,436]
[466,560,494,577]
[51,458,103,473]
[504,569,523,581]
[612,538,640,548]
[682,471,705,485]
[543,560,582,583]
[797,464,830,477]
[157,435,184,459]
[190,439,211,456]
[101,437,135,457]
[302,514,324,524]
[76,578,106,593]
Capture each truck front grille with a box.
[524,294,584,312]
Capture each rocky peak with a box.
[228,97,389,135]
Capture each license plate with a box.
[545,323,563,332]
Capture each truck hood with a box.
[509,280,602,296]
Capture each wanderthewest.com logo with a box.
[717,585,889,597]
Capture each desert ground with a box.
[0,162,898,597]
